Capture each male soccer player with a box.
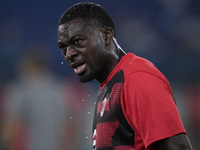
[57,2,193,150]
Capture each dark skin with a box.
[57,18,125,83]
[57,18,193,150]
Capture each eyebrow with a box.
[57,34,85,46]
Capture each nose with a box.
[65,45,78,63]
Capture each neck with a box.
[97,50,126,84]
[96,38,126,84]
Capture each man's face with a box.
[57,19,109,82]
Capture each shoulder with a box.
[119,53,172,94]
[120,53,165,80]
[124,71,169,93]
[121,71,175,110]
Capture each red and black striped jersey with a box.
[92,53,186,150]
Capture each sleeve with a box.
[121,72,186,148]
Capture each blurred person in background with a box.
[57,2,193,150]
[1,44,76,150]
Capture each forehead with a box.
[58,19,97,41]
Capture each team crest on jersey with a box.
[100,97,108,117]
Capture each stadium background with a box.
[0,0,200,149]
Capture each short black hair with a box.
[59,2,115,35]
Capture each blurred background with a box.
[0,0,200,149]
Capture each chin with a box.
[78,72,95,83]
[79,76,93,83]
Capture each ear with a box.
[102,28,114,46]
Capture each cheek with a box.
[91,52,106,71]
[84,40,106,68]
[86,53,101,71]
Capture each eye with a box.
[59,45,67,50]
[74,38,82,45]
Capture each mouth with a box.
[72,63,86,75]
